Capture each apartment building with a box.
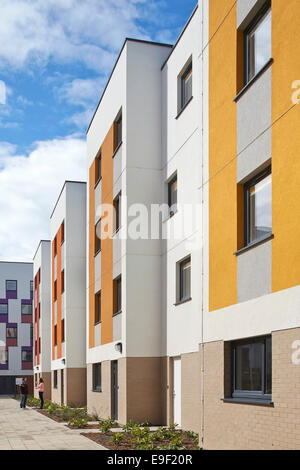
[0,261,33,395]
[33,241,51,400]
[203,0,300,450]
[50,181,87,406]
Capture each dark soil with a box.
[81,431,199,450]
[36,409,66,423]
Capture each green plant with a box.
[185,430,199,443]
[99,418,116,433]
[68,416,88,428]
[140,420,152,427]
[122,420,137,432]
[111,432,124,446]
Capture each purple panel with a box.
[7,323,17,328]
[0,314,8,323]
[0,299,8,304]
[21,299,32,305]
[0,363,8,370]
[22,346,32,351]
[6,291,17,299]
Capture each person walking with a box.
[20,378,28,409]
[37,378,45,409]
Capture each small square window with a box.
[22,350,33,362]
[245,3,271,84]
[232,335,272,400]
[95,291,101,324]
[21,304,32,315]
[6,280,17,292]
[168,174,177,216]
[244,168,272,246]
[93,363,102,392]
[7,327,17,338]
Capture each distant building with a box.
[0,261,33,395]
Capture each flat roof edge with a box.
[50,180,87,220]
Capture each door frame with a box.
[172,356,181,427]
[111,360,118,421]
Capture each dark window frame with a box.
[61,269,65,293]
[115,113,122,150]
[21,303,32,315]
[231,335,272,401]
[114,193,121,233]
[6,326,17,338]
[95,221,101,255]
[92,363,102,392]
[180,60,193,110]
[6,280,17,293]
[54,370,58,389]
[244,166,272,247]
[95,291,101,325]
[61,319,65,343]
[54,236,57,256]
[54,325,57,346]
[22,350,33,363]
[168,174,178,217]
[179,256,191,302]
[244,1,272,85]
[95,151,102,185]
[30,280,34,291]
[61,221,65,245]
[0,303,8,314]
[114,276,122,315]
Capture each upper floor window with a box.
[7,326,17,338]
[95,220,101,254]
[178,59,192,114]
[179,256,191,302]
[54,325,57,345]
[114,112,122,151]
[96,152,101,184]
[244,167,272,246]
[61,270,65,293]
[232,335,272,401]
[30,280,33,292]
[54,236,57,256]
[21,303,32,315]
[61,319,65,342]
[6,280,17,292]
[54,280,57,301]
[22,350,33,362]
[114,193,121,233]
[0,349,8,363]
[245,2,271,84]
[95,291,101,324]
[61,221,65,244]
[168,174,177,217]
[0,303,8,314]
[114,276,122,315]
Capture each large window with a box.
[6,280,17,292]
[22,350,33,362]
[114,277,122,315]
[168,174,177,217]
[95,291,101,324]
[178,257,191,303]
[181,62,192,109]
[245,2,271,84]
[92,363,102,392]
[244,168,272,246]
[232,336,272,401]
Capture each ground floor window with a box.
[232,335,272,401]
[53,370,58,389]
[92,363,101,392]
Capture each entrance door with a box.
[173,357,181,427]
[61,369,64,404]
[112,361,118,421]
[0,376,15,395]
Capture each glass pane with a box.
[169,178,177,210]
[6,280,17,291]
[0,350,8,363]
[21,304,32,315]
[248,9,271,80]
[235,342,263,392]
[249,173,272,243]
[181,259,191,300]
[265,336,272,395]
[0,304,8,314]
[7,327,17,338]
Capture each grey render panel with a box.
[237,67,271,183]
[113,314,122,342]
[95,180,101,224]
[94,252,101,294]
[237,240,272,303]
[95,323,101,347]
[113,145,122,200]
[113,235,122,279]
[237,0,267,29]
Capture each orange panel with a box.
[209,0,238,311]
[89,161,96,349]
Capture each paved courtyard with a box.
[0,396,104,450]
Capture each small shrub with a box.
[140,420,152,427]
[185,430,199,443]
[122,420,137,432]
[68,416,88,428]
[111,432,124,446]
[99,418,116,433]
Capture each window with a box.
[61,270,65,293]
[54,280,57,301]
[245,2,271,84]
[39,337,41,353]
[0,349,8,363]
[54,325,57,346]
[54,236,57,256]
[168,174,177,216]
[115,113,122,150]
[39,268,41,284]
[96,152,101,184]
[21,304,32,315]
[244,168,272,246]
[54,370,58,389]
[0,304,8,314]
[95,291,101,324]
[6,280,17,292]
[22,350,33,362]
[232,336,272,401]
[179,257,191,302]
[114,277,122,315]
[95,221,101,254]
[61,221,65,244]
[30,280,33,292]
[6,327,17,338]
[39,303,41,318]
[93,363,102,392]
[61,319,65,342]
[179,60,192,111]
[114,193,121,233]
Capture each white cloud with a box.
[0,136,86,261]
[0,0,155,72]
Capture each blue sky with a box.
[0,0,197,261]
